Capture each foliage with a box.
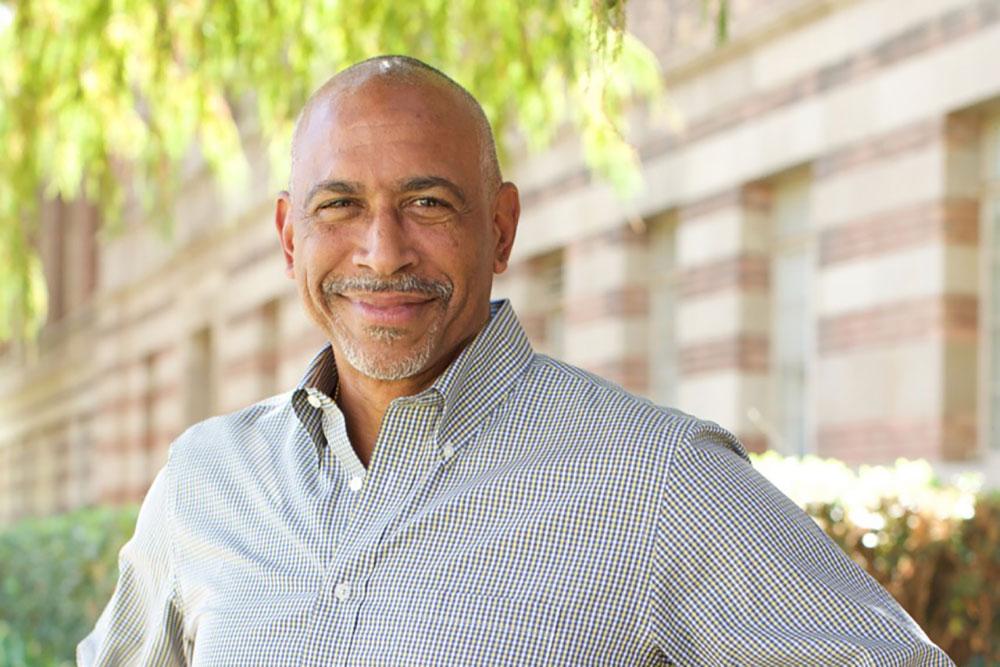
[754,453,999,665]
[0,0,733,341]
[0,504,138,666]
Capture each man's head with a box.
[290,56,502,198]
[276,55,519,384]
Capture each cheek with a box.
[292,247,335,316]
[298,229,351,281]
[430,225,491,269]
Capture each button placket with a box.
[324,396,444,626]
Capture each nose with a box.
[352,204,419,276]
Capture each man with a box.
[79,55,953,665]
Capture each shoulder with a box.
[167,391,295,469]
[513,353,743,465]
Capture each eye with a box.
[413,196,448,208]
[317,199,355,210]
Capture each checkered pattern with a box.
[78,300,953,666]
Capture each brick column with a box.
[812,116,979,463]
[675,186,772,453]
[562,227,650,395]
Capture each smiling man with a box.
[79,56,952,666]
[274,64,518,468]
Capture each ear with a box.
[275,191,295,279]
[492,182,520,274]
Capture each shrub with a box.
[0,504,138,666]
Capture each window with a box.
[40,198,100,328]
[141,351,161,482]
[647,212,679,407]
[259,300,280,398]
[534,251,565,358]
[769,169,815,456]
[186,327,216,426]
[982,114,1000,450]
[42,198,67,323]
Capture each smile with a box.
[342,293,436,327]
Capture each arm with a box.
[649,420,954,666]
[77,465,188,666]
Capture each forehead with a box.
[292,80,482,194]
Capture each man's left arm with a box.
[648,419,954,666]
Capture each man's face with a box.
[276,79,518,383]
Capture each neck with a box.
[334,364,437,467]
[332,324,485,467]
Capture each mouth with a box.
[340,292,436,327]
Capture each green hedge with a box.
[0,504,138,667]
[1,457,997,664]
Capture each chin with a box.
[337,330,440,383]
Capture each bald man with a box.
[79,56,952,666]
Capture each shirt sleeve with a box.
[77,465,188,666]
[649,420,955,666]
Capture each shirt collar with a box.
[425,299,533,456]
[291,299,533,460]
[291,340,340,457]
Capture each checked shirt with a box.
[78,299,953,666]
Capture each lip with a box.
[341,292,435,326]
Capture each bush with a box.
[0,504,138,666]
[0,459,997,665]
[753,453,999,665]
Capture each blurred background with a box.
[0,0,998,664]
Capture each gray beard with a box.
[320,274,453,381]
[332,319,442,381]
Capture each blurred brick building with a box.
[2,0,999,522]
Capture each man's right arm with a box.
[649,419,954,665]
[77,465,188,666]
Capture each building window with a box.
[534,251,565,358]
[141,351,163,483]
[186,327,215,426]
[259,299,280,398]
[42,198,67,324]
[39,198,100,329]
[982,114,1000,451]
[69,415,94,510]
[647,212,679,407]
[769,168,815,456]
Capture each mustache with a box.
[320,274,453,301]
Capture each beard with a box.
[320,273,454,381]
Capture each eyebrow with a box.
[398,176,468,207]
[303,175,469,209]
[304,179,362,205]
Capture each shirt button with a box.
[348,475,364,492]
[307,394,323,409]
[334,581,351,602]
[441,443,455,461]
